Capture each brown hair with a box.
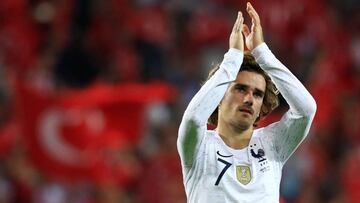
[206,53,279,126]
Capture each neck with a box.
[216,121,253,150]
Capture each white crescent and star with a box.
[38,108,105,166]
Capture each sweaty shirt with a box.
[177,43,317,203]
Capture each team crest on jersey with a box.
[236,165,251,185]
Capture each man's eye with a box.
[236,86,246,92]
[254,92,264,98]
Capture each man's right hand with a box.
[229,11,244,51]
[242,2,264,51]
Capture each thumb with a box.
[242,24,251,37]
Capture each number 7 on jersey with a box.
[215,158,232,186]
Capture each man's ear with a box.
[218,100,223,108]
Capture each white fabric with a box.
[177,43,317,203]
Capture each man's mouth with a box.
[239,108,253,115]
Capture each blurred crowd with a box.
[0,0,359,202]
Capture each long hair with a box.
[206,53,279,126]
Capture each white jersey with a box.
[177,43,317,203]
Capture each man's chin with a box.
[234,120,253,131]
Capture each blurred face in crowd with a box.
[218,70,266,130]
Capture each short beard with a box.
[231,120,252,133]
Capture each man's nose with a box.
[243,92,254,106]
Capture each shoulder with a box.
[253,125,278,149]
[205,129,220,142]
[253,125,275,138]
[201,129,226,148]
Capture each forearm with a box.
[252,43,317,117]
[177,48,243,167]
[253,43,317,163]
[181,48,244,126]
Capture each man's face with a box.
[218,70,266,130]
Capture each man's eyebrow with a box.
[234,83,248,88]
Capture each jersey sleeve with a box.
[177,48,244,168]
[252,43,317,164]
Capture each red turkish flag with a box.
[15,82,175,182]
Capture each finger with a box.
[232,11,243,32]
[242,24,250,37]
[246,2,260,26]
[237,12,244,31]
[232,12,240,32]
[247,2,260,20]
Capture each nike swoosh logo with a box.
[216,151,233,158]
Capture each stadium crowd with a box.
[0,0,359,202]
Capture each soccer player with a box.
[177,2,317,202]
